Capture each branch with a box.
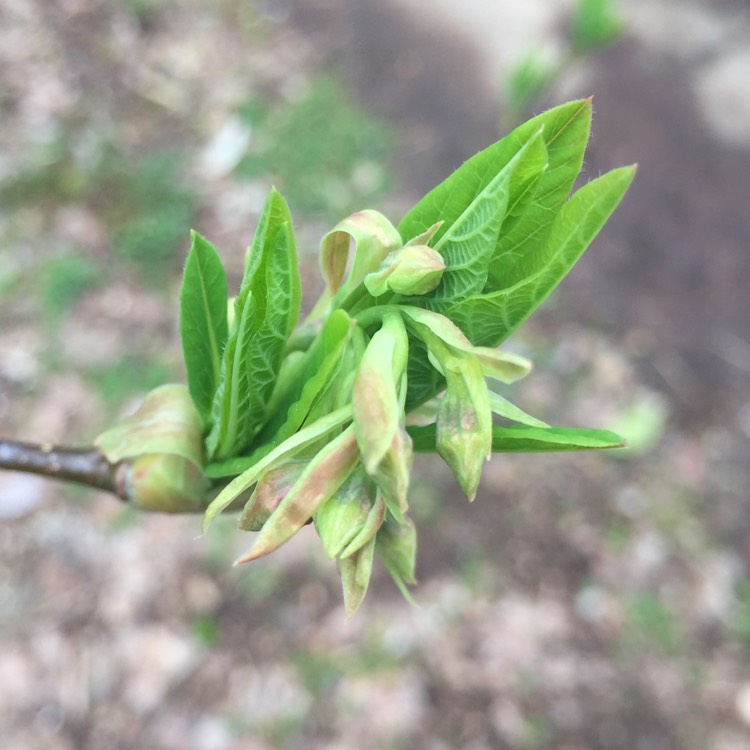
[0,438,124,499]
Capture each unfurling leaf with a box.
[320,209,402,295]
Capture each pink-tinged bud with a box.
[436,356,492,501]
[239,460,307,531]
[96,384,209,512]
[367,426,412,522]
[352,314,412,518]
[235,428,359,564]
[122,452,208,513]
[314,465,383,559]
[364,245,445,297]
[339,535,376,618]
[376,516,417,602]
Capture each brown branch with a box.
[0,438,124,499]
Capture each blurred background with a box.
[1,1,750,748]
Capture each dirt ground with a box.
[1,1,750,748]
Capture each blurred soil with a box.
[1,1,750,749]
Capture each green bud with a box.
[352,314,412,518]
[235,428,359,563]
[239,460,307,531]
[340,535,376,618]
[95,384,209,512]
[436,355,492,501]
[364,245,445,297]
[314,465,385,558]
[376,515,417,602]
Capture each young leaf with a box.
[408,423,626,453]
[407,130,548,311]
[320,209,402,295]
[485,99,593,291]
[397,99,589,248]
[207,190,301,459]
[179,232,228,423]
[448,165,636,347]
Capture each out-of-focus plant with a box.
[0,100,634,615]
[501,0,624,129]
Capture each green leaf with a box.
[179,232,228,423]
[408,423,626,453]
[405,130,548,311]
[397,99,589,250]
[485,99,593,291]
[207,189,301,459]
[448,166,636,347]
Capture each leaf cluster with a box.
[110,100,634,614]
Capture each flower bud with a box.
[352,314,412,519]
[436,355,492,501]
[376,516,417,601]
[239,460,307,531]
[236,428,359,563]
[339,535,376,618]
[364,245,445,297]
[314,465,384,559]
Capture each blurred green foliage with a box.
[38,251,102,323]
[88,353,174,410]
[1,139,197,283]
[729,581,750,647]
[92,147,196,279]
[622,592,683,654]
[236,77,393,219]
[501,0,623,128]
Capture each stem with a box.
[0,438,123,498]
